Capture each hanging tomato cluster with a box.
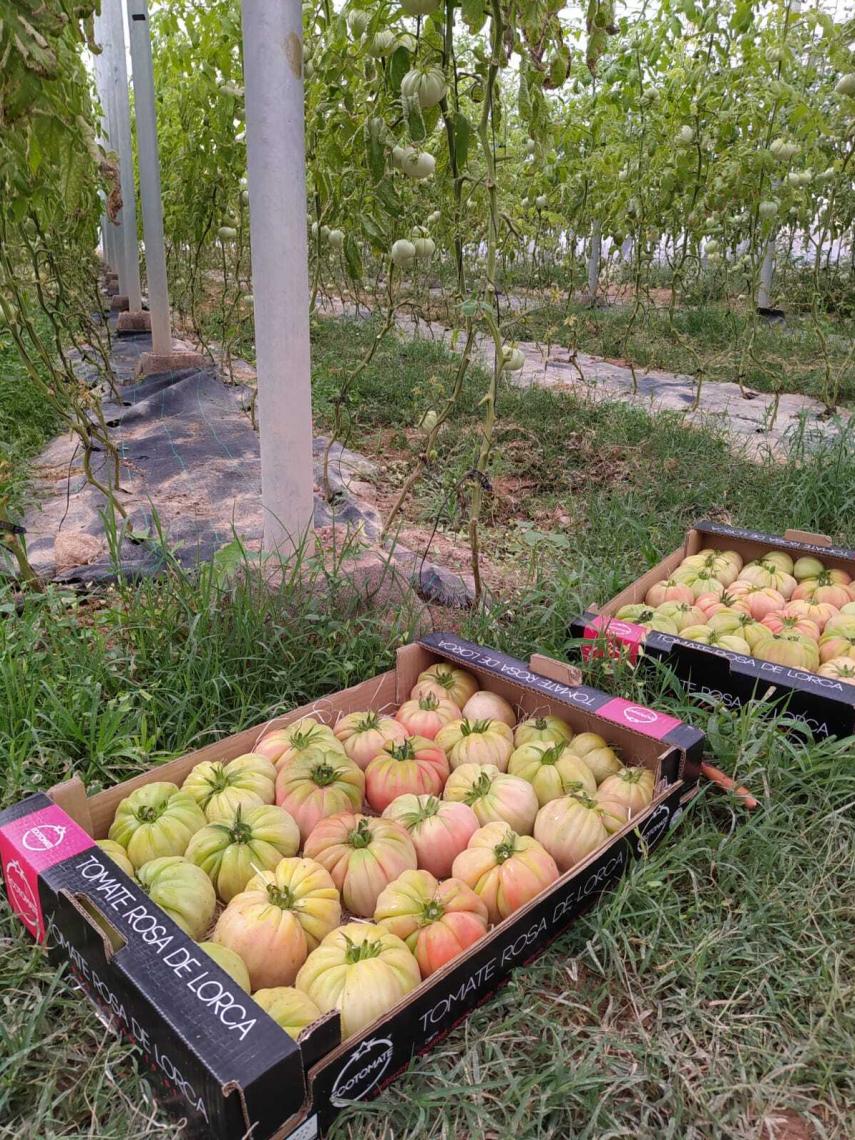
[99,662,655,1043]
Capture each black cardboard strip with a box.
[694,519,855,561]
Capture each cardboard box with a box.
[0,633,704,1139]
[571,520,855,739]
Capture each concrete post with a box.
[757,237,775,309]
[241,0,315,556]
[587,219,601,300]
[126,0,171,352]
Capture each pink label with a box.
[595,697,683,741]
[0,804,94,942]
[582,615,645,664]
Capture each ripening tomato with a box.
[304,813,418,917]
[753,631,819,671]
[817,656,855,684]
[793,555,826,581]
[782,599,838,631]
[671,566,726,599]
[182,753,276,822]
[644,578,696,607]
[275,748,365,841]
[382,794,479,878]
[451,822,558,923]
[213,857,341,990]
[597,767,655,817]
[334,711,409,769]
[374,869,489,976]
[434,718,514,771]
[793,572,851,609]
[533,791,615,872]
[566,733,623,784]
[96,839,135,878]
[411,664,478,708]
[655,601,708,632]
[513,715,573,748]
[255,718,345,771]
[728,583,787,621]
[443,764,539,834]
[461,690,516,727]
[507,741,596,807]
[364,737,449,812]
[761,613,820,640]
[395,693,462,739]
[197,941,251,992]
[296,922,421,1038]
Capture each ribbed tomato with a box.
[782,599,839,631]
[296,922,421,1038]
[821,614,855,639]
[374,869,489,976]
[213,857,341,989]
[364,737,449,812]
[198,941,251,992]
[671,566,726,599]
[136,856,216,939]
[274,749,365,841]
[597,767,655,817]
[793,555,825,581]
[513,715,573,748]
[818,631,855,663]
[728,583,787,621]
[566,733,622,784]
[451,822,558,924]
[253,986,322,1039]
[185,803,301,902]
[644,577,695,607]
[507,741,596,807]
[817,656,855,684]
[760,550,794,575]
[761,613,820,640]
[395,694,461,740]
[754,631,819,671]
[303,813,418,917]
[443,763,539,834]
[793,572,851,609]
[411,664,478,708]
[739,561,797,598]
[255,718,345,772]
[434,718,514,771]
[533,792,614,872]
[683,548,743,584]
[108,782,207,869]
[655,601,708,632]
[333,711,409,769]
[381,794,479,878]
[182,753,276,822]
[461,690,516,727]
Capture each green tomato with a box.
[109,783,207,869]
[197,941,251,992]
[185,803,301,902]
[391,239,416,268]
[401,67,447,111]
[137,856,216,939]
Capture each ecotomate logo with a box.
[3,859,41,935]
[330,1037,394,1106]
[22,824,67,852]
[620,705,659,726]
[639,804,671,849]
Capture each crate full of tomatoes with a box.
[0,634,703,1139]
[573,521,855,739]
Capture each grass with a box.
[2,316,855,1138]
[508,300,855,408]
[0,314,60,509]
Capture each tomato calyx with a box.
[492,831,519,864]
[205,764,232,796]
[355,712,380,732]
[532,717,549,730]
[420,898,446,924]
[463,770,494,804]
[226,808,254,845]
[459,718,492,736]
[569,790,597,811]
[290,727,321,751]
[386,739,416,762]
[266,883,297,911]
[431,669,455,691]
[538,742,566,766]
[135,802,167,824]
[343,934,383,964]
[418,693,439,711]
[348,818,374,849]
[311,761,340,787]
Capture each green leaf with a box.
[461,0,487,33]
[374,177,401,217]
[404,95,426,143]
[364,116,386,183]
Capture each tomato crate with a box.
[571,520,855,740]
[0,633,703,1139]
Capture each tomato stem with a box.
[355,712,380,732]
[343,935,383,963]
[135,803,166,824]
[386,739,416,762]
[348,818,374,849]
[267,883,296,910]
[311,762,339,787]
[493,831,518,864]
[418,693,439,711]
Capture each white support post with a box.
[126,0,171,353]
[587,219,601,300]
[105,0,142,312]
[757,236,775,309]
[241,0,315,556]
[92,6,121,276]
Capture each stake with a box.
[104,0,142,312]
[126,0,172,354]
[240,0,315,556]
[92,4,121,277]
[757,236,775,309]
[587,219,601,301]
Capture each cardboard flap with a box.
[784,528,831,546]
[528,653,582,686]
